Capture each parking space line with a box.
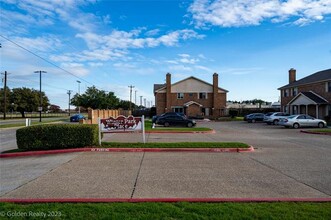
[130,152,145,199]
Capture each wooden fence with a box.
[85,108,132,124]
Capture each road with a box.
[1,121,330,199]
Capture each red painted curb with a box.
[0,146,254,158]
[300,130,331,136]
[0,197,330,203]
[0,148,92,158]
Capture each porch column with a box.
[316,105,319,119]
[305,105,308,115]
[289,105,293,114]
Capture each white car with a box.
[279,114,327,129]
[264,112,290,125]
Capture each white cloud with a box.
[1,0,103,32]
[60,63,90,76]
[189,0,331,27]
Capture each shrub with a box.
[16,124,100,150]
[228,109,238,118]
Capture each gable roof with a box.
[154,76,229,93]
[288,91,329,105]
[278,69,331,90]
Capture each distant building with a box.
[154,73,228,118]
[278,68,331,119]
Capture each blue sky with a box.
[1,0,331,109]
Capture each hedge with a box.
[16,124,100,150]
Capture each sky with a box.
[1,0,331,109]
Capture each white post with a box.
[26,118,29,127]
[98,117,101,146]
[142,115,146,144]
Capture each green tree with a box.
[71,86,120,109]
[116,100,137,110]
[11,87,49,118]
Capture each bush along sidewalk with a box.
[16,124,100,150]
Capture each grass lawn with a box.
[0,118,68,129]
[144,120,212,132]
[306,128,331,133]
[0,202,330,219]
[101,142,249,148]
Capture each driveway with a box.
[1,121,330,199]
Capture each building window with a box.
[284,89,289,97]
[328,82,331,92]
[199,92,207,99]
[189,93,193,97]
[177,93,184,99]
[172,107,183,113]
[293,87,298,96]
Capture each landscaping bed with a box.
[0,202,330,219]
[301,128,331,135]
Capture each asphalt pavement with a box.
[1,121,330,200]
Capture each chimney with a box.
[289,68,296,84]
[213,73,218,115]
[166,73,171,112]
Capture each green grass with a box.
[145,120,212,132]
[0,118,69,129]
[307,128,331,133]
[101,142,249,148]
[0,202,330,220]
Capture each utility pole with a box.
[135,90,137,106]
[140,96,143,107]
[128,85,135,111]
[35,70,46,122]
[76,80,81,114]
[67,90,72,116]
[1,71,9,120]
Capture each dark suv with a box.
[245,113,265,123]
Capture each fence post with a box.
[98,117,101,146]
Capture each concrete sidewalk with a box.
[1,152,329,199]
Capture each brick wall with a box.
[280,81,331,106]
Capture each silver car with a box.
[279,114,327,129]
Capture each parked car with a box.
[279,114,327,129]
[152,112,186,123]
[245,113,265,123]
[156,115,196,127]
[70,114,85,122]
[264,112,290,125]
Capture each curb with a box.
[0,146,254,158]
[300,130,331,136]
[0,197,330,203]
[146,129,216,134]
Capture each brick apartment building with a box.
[154,73,228,118]
[278,68,331,119]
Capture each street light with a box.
[34,70,46,122]
[76,80,81,113]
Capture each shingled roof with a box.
[153,84,165,93]
[278,69,331,90]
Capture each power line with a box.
[0,34,96,87]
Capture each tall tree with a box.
[71,86,120,109]
[11,87,49,118]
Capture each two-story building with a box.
[154,73,228,118]
[278,68,331,119]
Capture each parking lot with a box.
[1,121,330,199]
